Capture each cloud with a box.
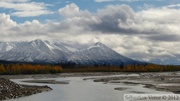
[91,4,135,33]
[11,10,53,17]
[95,0,115,2]
[164,4,180,9]
[58,3,79,18]
[0,0,28,2]
[1,3,180,42]
[0,13,17,36]
[94,0,142,3]
[1,3,180,64]
[58,3,180,43]
[0,0,53,17]
[0,13,17,28]
[146,35,180,42]
[93,5,180,37]
[57,3,100,34]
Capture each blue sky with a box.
[0,0,180,65]
[1,0,180,23]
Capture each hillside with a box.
[0,39,144,66]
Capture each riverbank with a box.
[0,73,118,100]
[0,72,180,100]
[0,72,120,79]
[0,78,52,101]
[92,72,180,94]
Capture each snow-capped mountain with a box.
[68,42,139,65]
[0,39,144,65]
[0,39,68,63]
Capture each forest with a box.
[0,62,180,75]
[63,64,180,73]
[0,63,62,75]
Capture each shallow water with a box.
[7,75,172,101]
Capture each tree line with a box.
[0,63,62,75]
[0,62,180,74]
[62,63,180,73]
[123,64,180,72]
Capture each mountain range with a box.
[0,39,144,66]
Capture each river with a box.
[6,75,172,101]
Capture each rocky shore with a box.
[0,78,52,100]
[92,72,180,94]
[0,72,180,101]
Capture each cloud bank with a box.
[0,0,53,17]
[94,0,142,3]
[0,3,180,64]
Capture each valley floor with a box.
[0,72,180,100]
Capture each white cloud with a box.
[0,3,180,64]
[0,0,53,17]
[95,0,142,3]
[0,13,17,36]
[95,0,115,2]
[11,10,53,17]
[58,3,80,18]
[164,4,180,9]
[0,0,28,2]
[0,13,17,28]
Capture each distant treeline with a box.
[0,62,180,75]
[62,64,180,73]
[0,64,62,75]
[123,64,180,72]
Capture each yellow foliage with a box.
[0,63,62,74]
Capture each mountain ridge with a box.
[0,39,145,66]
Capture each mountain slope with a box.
[68,42,142,65]
[0,39,144,65]
[0,39,67,63]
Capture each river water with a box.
[7,75,172,101]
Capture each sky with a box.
[0,0,180,65]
